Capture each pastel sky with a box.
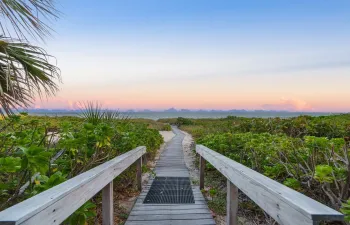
[34,0,350,112]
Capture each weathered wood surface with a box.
[0,146,146,225]
[102,181,114,225]
[126,219,215,225]
[136,157,142,192]
[126,127,215,225]
[199,155,205,190]
[226,180,238,225]
[154,129,189,177]
[196,144,344,225]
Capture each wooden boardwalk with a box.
[0,129,343,225]
[125,127,215,225]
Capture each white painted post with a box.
[200,156,205,190]
[136,157,142,192]
[102,181,113,225]
[227,179,238,225]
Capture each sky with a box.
[32,0,350,112]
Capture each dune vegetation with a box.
[0,108,163,224]
[160,114,350,223]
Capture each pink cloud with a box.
[32,97,78,110]
[261,98,313,111]
[32,97,122,110]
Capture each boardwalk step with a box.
[125,219,216,225]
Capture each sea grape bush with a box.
[0,114,163,224]
[198,132,349,209]
[161,114,350,140]
[175,117,194,126]
[164,114,350,222]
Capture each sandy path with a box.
[159,131,175,142]
[180,129,199,183]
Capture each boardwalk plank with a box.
[132,204,209,211]
[128,213,213,220]
[125,219,216,225]
[130,208,211,215]
[126,127,215,225]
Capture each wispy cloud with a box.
[130,59,350,83]
[201,60,350,79]
[237,60,350,76]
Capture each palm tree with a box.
[0,0,60,116]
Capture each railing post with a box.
[226,179,238,225]
[102,181,113,225]
[199,155,205,190]
[136,157,142,192]
[142,154,147,169]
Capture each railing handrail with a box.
[196,144,344,225]
[0,146,146,225]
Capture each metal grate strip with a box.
[143,177,195,204]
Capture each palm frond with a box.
[103,110,130,123]
[0,0,59,41]
[0,38,60,116]
[79,101,130,125]
[79,102,104,125]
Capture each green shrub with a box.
[162,124,172,131]
[0,114,163,223]
[176,117,193,126]
[183,114,350,215]
[341,199,350,222]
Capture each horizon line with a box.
[21,108,347,114]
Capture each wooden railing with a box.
[0,146,146,225]
[196,145,344,225]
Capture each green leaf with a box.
[283,178,301,190]
[33,172,66,194]
[20,146,51,174]
[341,199,350,222]
[67,201,96,225]
[0,157,21,173]
[314,165,334,183]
